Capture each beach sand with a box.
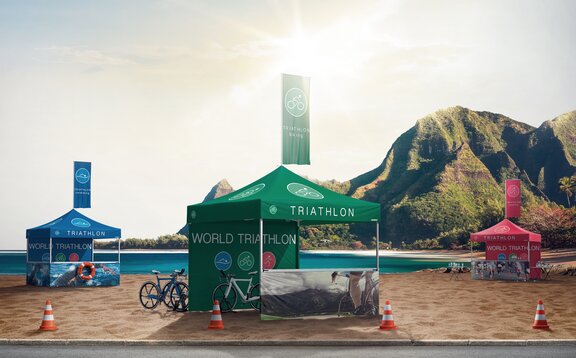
[1,269,575,341]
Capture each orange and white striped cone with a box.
[208,300,224,330]
[379,300,397,330]
[532,299,550,330]
[39,299,58,331]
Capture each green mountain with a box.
[345,107,576,246]
[185,109,575,248]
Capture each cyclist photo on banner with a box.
[331,271,379,316]
[259,270,379,319]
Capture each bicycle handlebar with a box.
[219,269,235,279]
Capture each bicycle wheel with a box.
[212,283,237,313]
[170,282,189,312]
[162,282,174,309]
[337,294,355,317]
[247,284,260,311]
[139,281,161,309]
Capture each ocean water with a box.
[0,251,468,275]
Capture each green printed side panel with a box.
[188,220,298,311]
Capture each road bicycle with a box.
[212,270,260,312]
[331,271,379,317]
[139,268,189,312]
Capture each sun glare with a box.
[276,22,374,78]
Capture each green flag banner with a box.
[282,73,310,165]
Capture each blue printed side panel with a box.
[27,263,51,286]
[49,262,120,287]
[27,238,51,262]
[51,238,93,263]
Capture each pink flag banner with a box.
[505,179,521,218]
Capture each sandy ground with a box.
[1,268,575,341]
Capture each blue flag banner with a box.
[74,161,91,208]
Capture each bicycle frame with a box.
[334,271,377,307]
[225,277,259,302]
[151,271,185,300]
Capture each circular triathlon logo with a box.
[507,185,520,198]
[55,253,66,262]
[214,251,232,271]
[287,183,324,200]
[75,168,90,184]
[494,225,511,234]
[69,253,79,262]
[71,218,91,228]
[229,183,265,201]
[41,253,50,262]
[237,251,255,271]
[284,88,308,118]
[190,210,197,220]
[509,253,517,260]
[263,251,276,270]
[497,253,506,261]
[269,205,278,215]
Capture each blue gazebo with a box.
[26,209,122,287]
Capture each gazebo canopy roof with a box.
[26,209,121,240]
[188,166,380,225]
[470,219,541,243]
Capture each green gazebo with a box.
[187,166,381,311]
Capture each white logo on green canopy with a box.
[284,88,308,117]
[287,183,324,200]
[269,205,278,215]
[238,251,254,271]
[229,183,265,201]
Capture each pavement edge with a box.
[1,339,576,347]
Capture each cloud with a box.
[36,46,135,66]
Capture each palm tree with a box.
[558,176,576,207]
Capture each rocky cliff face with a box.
[185,107,575,245]
[178,179,234,236]
[202,179,234,202]
[344,107,576,244]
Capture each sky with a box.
[1,0,575,249]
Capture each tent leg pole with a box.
[118,239,121,263]
[376,222,380,272]
[528,240,530,281]
[259,219,264,273]
[49,238,52,264]
[92,239,94,262]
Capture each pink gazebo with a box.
[470,219,541,279]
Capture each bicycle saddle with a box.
[151,270,160,275]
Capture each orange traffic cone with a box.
[208,300,224,330]
[532,299,550,330]
[39,299,58,331]
[379,300,397,330]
